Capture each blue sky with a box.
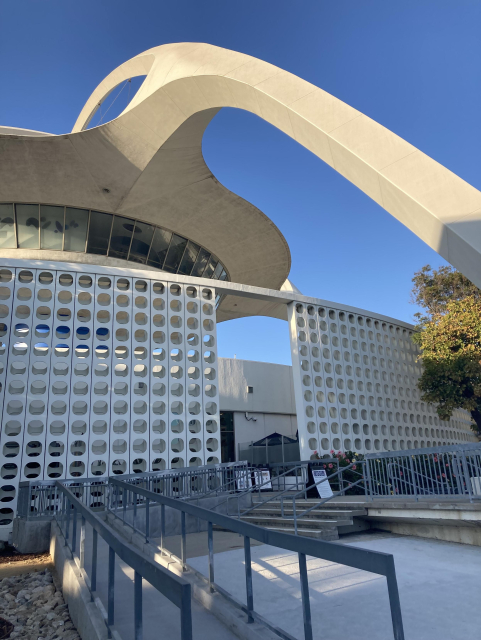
[1,0,480,365]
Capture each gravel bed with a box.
[0,568,80,640]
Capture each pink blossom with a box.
[352,465,357,471]
[345,459,350,464]
[328,463,333,469]
[442,473,446,478]
[400,471,403,476]
[433,457,438,463]
[323,464,326,469]
[445,463,449,467]
[330,449,335,454]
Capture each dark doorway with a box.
[220,411,235,462]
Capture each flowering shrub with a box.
[312,449,366,495]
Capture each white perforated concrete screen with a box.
[288,301,474,461]
[0,266,220,527]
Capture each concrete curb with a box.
[50,521,109,640]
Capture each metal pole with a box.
[244,536,254,623]
[80,516,86,569]
[65,499,71,546]
[108,546,115,629]
[133,489,137,529]
[91,528,98,597]
[122,487,127,522]
[134,571,143,640]
[298,552,313,640]
[385,558,405,640]
[409,456,417,501]
[181,511,187,570]
[160,503,165,551]
[71,507,77,556]
[145,498,150,542]
[207,522,214,592]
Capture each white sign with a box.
[255,469,272,490]
[236,470,252,491]
[312,469,333,498]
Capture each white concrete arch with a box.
[72,42,481,293]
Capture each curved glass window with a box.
[3,204,229,282]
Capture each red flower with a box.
[328,463,333,469]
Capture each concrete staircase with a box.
[240,498,369,540]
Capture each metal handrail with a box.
[108,477,405,640]
[365,444,481,501]
[54,482,193,640]
[210,462,307,517]
[17,461,250,520]
[239,461,361,520]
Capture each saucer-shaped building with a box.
[0,43,479,530]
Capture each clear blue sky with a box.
[1,0,480,365]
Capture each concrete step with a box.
[247,507,367,519]
[240,515,347,530]
[258,525,339,541]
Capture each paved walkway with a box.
[81,528,238,640]
[187,531,481,640]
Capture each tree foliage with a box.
[416,296,481,432]
[411,264,481,327]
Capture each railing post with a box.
[71,507,77,556]
[293,496,298,536]
[145,498,150,542]
[133,489,137,529]
[298,552,313,640]
[460,451,473,502]
[80,515,86,569]
[244,536,254,623]
[65,499,71,546]
[181,511,187,570]
[123,487,127,522]
[385,557,405,640]
[365,459,373,501]
[134,571,143,640]
[108,546,115,630]
[91,528,98,598]
[207,521,214,591]
[160,503,165,551]
[408,456,418,501]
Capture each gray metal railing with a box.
[17,461,250,520]
[365,443,481,501]
[238,461,366,533]
[108,476,405,640]
[54,481,193,640]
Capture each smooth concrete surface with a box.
[12,518,51,553]
[219,359,296,415]
[328,497,481,546]
[120,493,253,538]
[188,532,481,640]
[50,521,108,640]
[153,529,264,559]
[78,523,239,640]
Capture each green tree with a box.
[411,264,481,326]
[416,296,481,434]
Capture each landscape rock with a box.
[0,568,80,640]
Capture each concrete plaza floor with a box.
[82,529,238,640]
[186,531,481,640]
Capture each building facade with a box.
[0,43,479,533]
